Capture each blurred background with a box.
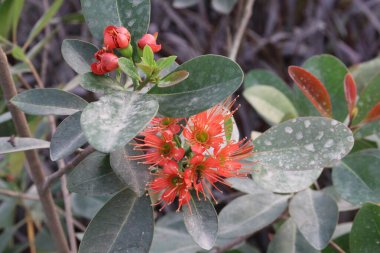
[1,0,380,252]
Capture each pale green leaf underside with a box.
[0,137,49,154]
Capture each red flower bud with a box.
[104,25,131,50]
[91,50,119,75]
[138,32,162,53]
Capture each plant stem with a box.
[229,0,256,61]
[0,48,70,253]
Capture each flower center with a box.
[162,118,172,126]
[195,131,209,143]
[171,176,182,185]
[161,143,172,155]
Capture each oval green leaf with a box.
[218,193,289,238]
[67,152,125,196]
[332,149,380,205]
[80,92,158,153]
[11,88,88,115]
[289,189,338,250]
[50,112,87,161]
[350,203,380,253]
[80,73,124,94]
[267,219,319,253]
[61,39,98,74]
[148,55,243,117]
[0,137,49,154]
[250,117,354,171]
[110,142,151,197]
[183,197,218,250]
[243,85,298,125]
[80,0,150,41]
[78,189,154,253]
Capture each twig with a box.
[0,48,70,253]
[43,146,96,191]
[0,188,39,200]
[229,0,255,61]
[329,240,346,253]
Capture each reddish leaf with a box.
[364,102,380,123]
[288,66,332,117]
[344,73,357,116]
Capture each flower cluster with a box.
[91,25,161,75]
[133,100,254,211]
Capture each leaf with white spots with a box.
[80,0,150,41]
[332,149,380,205]
[289,189,338,250]
[249,117,354,172]
[80,92,158,153]
[149,55,243,117]
[61,39,98,74]
[183,197,218,250]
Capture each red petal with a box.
[288,66,332,118]
[344,73,357,116]
[364,102,380,123]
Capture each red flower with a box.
[133,130,185,166]
[183,102,235,154]
[149,161,191,211]
[141,117,182,136]
[210,139,254,177]
[138,32,162,53]
[91,50,119,75]
[185,155,224,202]
[104,25,131,50]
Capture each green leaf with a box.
[78,189,154,253]
[267,219,320,253]
[149,55,243,117]
[183,197,218,250]
[354,119,380,139]
[173,0,199,9]
[249,117,354,172]
[158,70,189,88]
[50,112,87,161]
[110,142,151,197]
[218,193,289,238]
[323,186,359,212]
[244,69,293,101]
[211,0,238,14]
[156,56,177,70]
[80,92,158,153]
[11,88,88,115]
[252,165,323,193]
[0,198,17,228]
[289,189,338,250]
[25,0,63,47]
[224,117,233,141]
[11,46,27,62]
[67,152,125,196]
[61,39,98,74]
[143,45,155,66]
[332,149,380,205]
[302,54,349,121]
[352,56,380,92]
[0,137,49,154]
[243,85,298,125]
[80,0,150,41]
[71,194,107,220]
[353,72,380,124]
[350,203,380,253]
[226,177,273,195]
[118,57,142,82]
[79,73,124,94]
[0,0,15,38]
